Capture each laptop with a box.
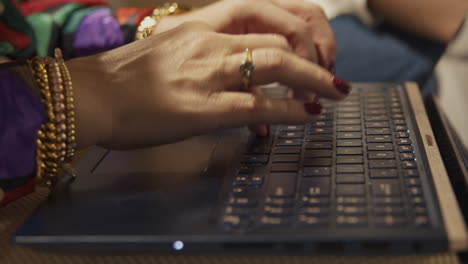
[13,82,468,254]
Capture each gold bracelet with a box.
[28,49,77,186]
[135,3,191,40]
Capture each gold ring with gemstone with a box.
[239,48,255,91]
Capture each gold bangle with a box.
[28,49,77,186]
[135,3,191,40]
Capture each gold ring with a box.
[239,48,255,91]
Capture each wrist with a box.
[66,55,112,150]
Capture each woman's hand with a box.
[67,22,349,150]
[156,0,336,69]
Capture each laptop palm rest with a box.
[15,129,248,244]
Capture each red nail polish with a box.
[304,101,322,115]
[332,76,352,95]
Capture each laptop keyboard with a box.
[221,85,432,231]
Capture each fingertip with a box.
[332,75,352,96]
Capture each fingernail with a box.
[332,76,352,95]
[304,101,322,115]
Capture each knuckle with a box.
[259,49,288,72]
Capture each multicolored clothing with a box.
[0,0,155,206]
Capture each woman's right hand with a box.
[67,22,350,150]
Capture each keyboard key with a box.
[259,216,289,227]
[336,215,367,227]
[397,138,412,145]
[410,196,425,206]
[373,197,404,206]
[366,128,391,135]
[369,160,397,169]
[300,206,330,216]
[375,215,406,227]
[336,196,366,205]
[309,127,333,134]
[277,139,302,146]
[398,145,414,153]
[366,135,392,143]
[298,215,329,227]
[241,155,269,165]
[392,114,404,119]
[264,206,293,216]
[368,151,395,159]
[365,115,387,121]
[374,206,405,215]
[267,173,297,197]
[271,163,299,172]
[303,158,332,167]
[370,169,398,178]
[237,165,252,175]
[368,143,393,151]
[265,197,294,207]
[366,121,390,128]
[248,176,264,188]
[337,156,364,164]
[372,180,401,196]
[408,187,423,196]
[337,147,363,155]
[304,150,332,158]
[405,178,421,187]
[337,139,362,147]
[224,206,251,216]
[336,174,365,184]
[303,167,331,177]
[336,184,365,196]
[394,125,408,131]
[301,178,330,197]
[274,146,301,154]
[302,197,330,206]
[393,119,406,125]
[337,164,364,174]
[367,109,387,115]
[306,135,334,142]
[281,125,304,131]
[337,125,361,132]
[336,205,367,215]
[227,197,257,207]
[402,161,417,169]
[337,107,360,113]
[305,142,332,149]
[278,131,304,139]
[395,132,410,138]
[233,176,248,187]
[231,187,248,197]
[310,121,333,127]
[400,153,415,160]
[337,132,362,139]
[413,206,427,215]
[223,215,241,229]
[338,112,361,119]
[403,169,418,177]
[414,216,430,227]
[337,119,361,125]
[272,154,300,163]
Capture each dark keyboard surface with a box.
[221,84,437,232]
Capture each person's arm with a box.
[368,0,468,44]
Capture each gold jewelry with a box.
[239,48,255,91]
[28,49,77,186]
[135,3,191,40]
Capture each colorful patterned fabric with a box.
[0,0,157,206]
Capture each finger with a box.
[224,33,291,53]
[223,48,351,100]
[203,92,322,128]
[248,86,269,136]
[232,1,318,62]
[268,0,336,69]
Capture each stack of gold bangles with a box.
[135,3,191,40]
[28,48,76,186]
